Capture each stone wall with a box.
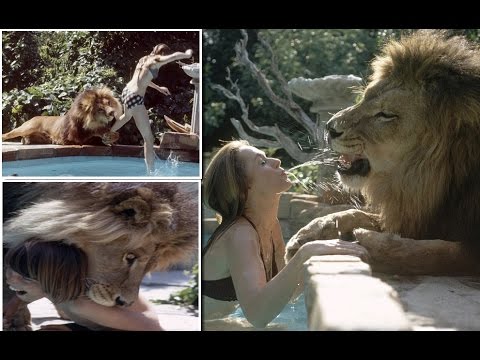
[202,191,354,239]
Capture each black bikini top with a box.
[202,215,278,302]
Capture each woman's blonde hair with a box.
[202,140,250,254]
[5,239,88,303]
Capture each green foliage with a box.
[2,32,43,92]
[151,264,198,310]
[2,31,198,143]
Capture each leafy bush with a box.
[152,264,198,310]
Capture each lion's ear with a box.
[110,187,172,228]
[79,94,95,113]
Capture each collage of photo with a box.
[3,29,480,332]
[2,30,201,331]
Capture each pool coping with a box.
[2,141,199,163]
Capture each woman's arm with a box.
[227,225,368,328]
[151,49,193,67]
[68,294,163,331]
[273,220,304,300]
[148,82,170,96]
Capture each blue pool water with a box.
[2,156,199,177]
[231,295,308,331]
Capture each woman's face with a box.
[238,145,292,194]
[5,267,45,302]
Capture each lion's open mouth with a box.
[337,154,370,177]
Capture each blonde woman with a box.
[111,44,193,174]
[202,140,369,328]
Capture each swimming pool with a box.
[231,295,308,331]
[2,156,199,177]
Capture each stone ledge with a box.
[305,255,371,276]
[304,255,411,331]
[159,132,199,151]
[2,142,199,163]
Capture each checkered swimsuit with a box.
[121,88,144,109]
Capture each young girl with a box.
[4,239,163,331]
[111,44,193,174]
[202,140,368,328]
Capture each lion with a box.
[2,87,122,145]
[3,182,198,330]
[286,30,480,275]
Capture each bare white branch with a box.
[236,30,317,139]
[211,33,320,163]
[230,119,279,148]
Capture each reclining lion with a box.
[3,182,198,330]
[2,87,122,145]
[286,30,480,275]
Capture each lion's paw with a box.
[102,131,120,145]
[285,210,379,263]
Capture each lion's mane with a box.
[363,30,480,250]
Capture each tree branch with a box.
[212,56,315,163]
[236,30,317,139]
[230,119,279,148]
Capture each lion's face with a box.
[75,87,123,130]
[317,30,480,243]
[326,79,426,191]
[81,240,157,306]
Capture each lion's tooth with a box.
[339,154,353,168]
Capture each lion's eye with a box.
[124,253,137,266]
[121,208,136,218]
[375,111,397,121]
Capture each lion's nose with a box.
[326,121,343,139]
[107,111,115,117]
[115,296,127,306]
[115,296,134,307]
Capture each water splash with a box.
[286,154,335,194]
[146,151,181,176]
[285,171,321,194]
[286,152,364,207]
[288,160,325,172]
[167,150,179,167]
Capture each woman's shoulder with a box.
[223,218,259,244]
[207,217,258,253]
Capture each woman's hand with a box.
[158,87,171,96]
[299,239,370,263]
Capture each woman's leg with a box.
[131,106,155,173]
